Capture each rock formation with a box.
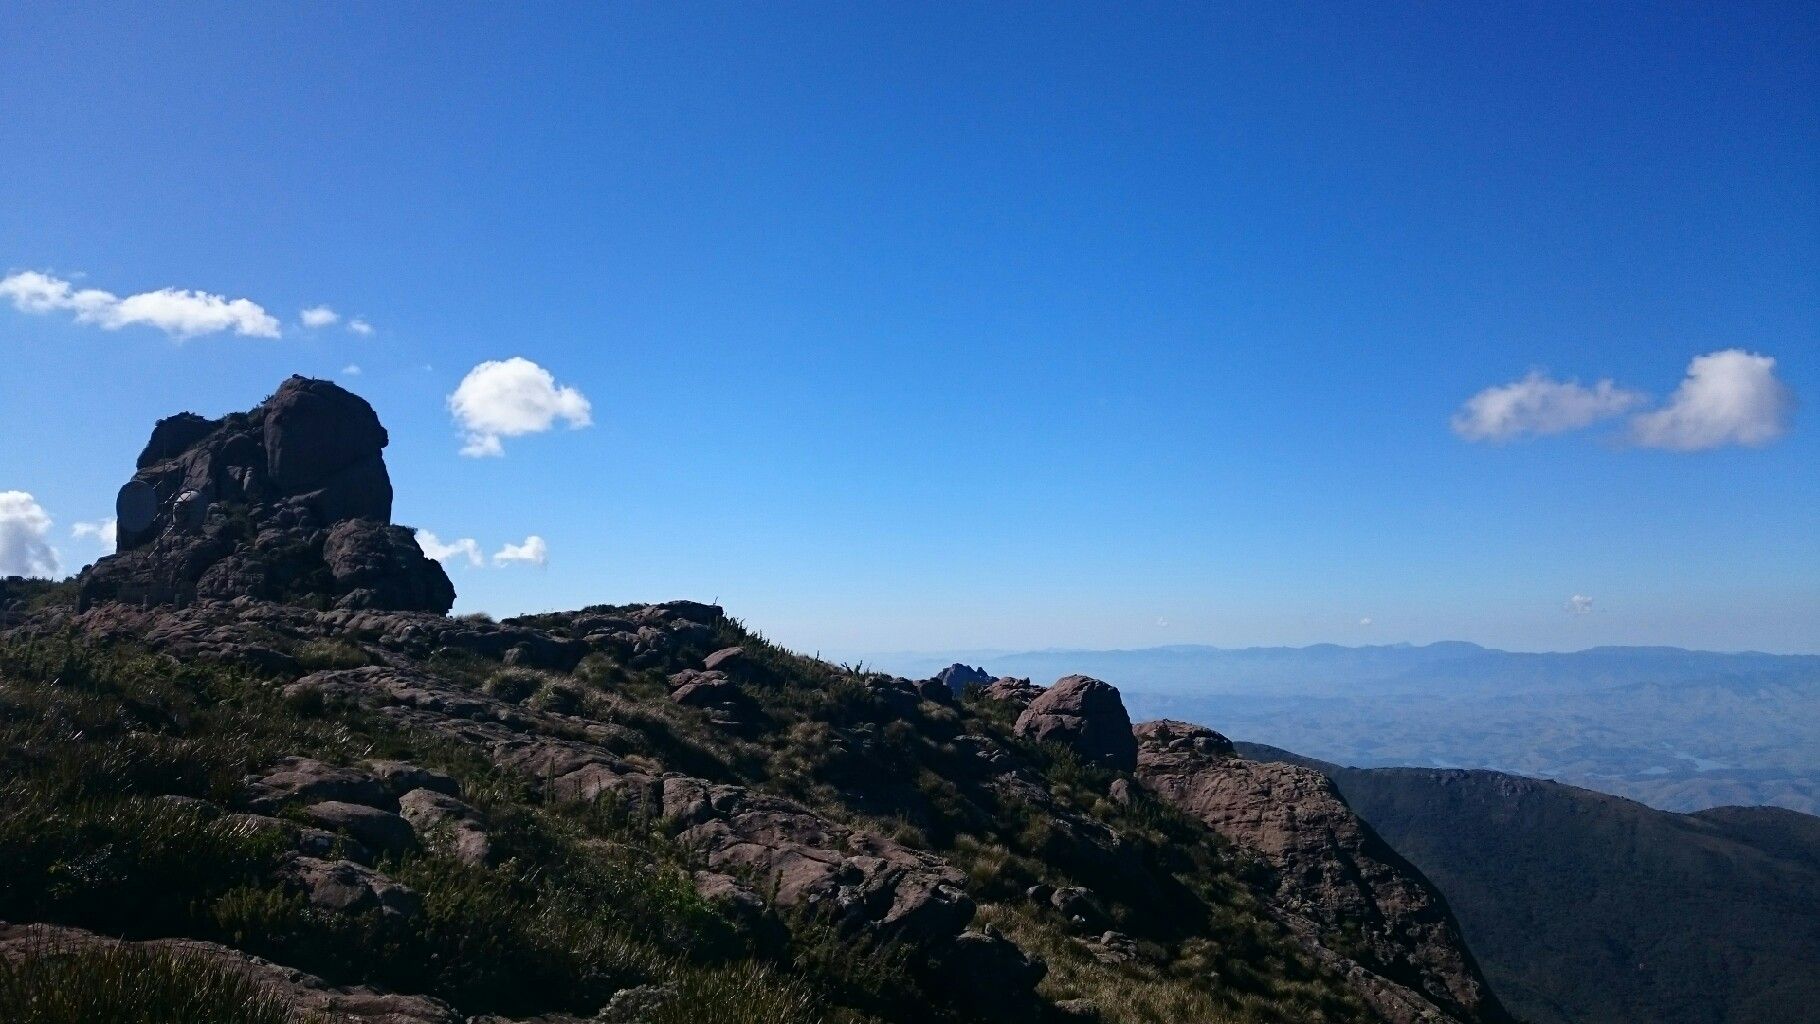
[936,662,994,695]
[1013,674,1139,771]
[1135,719,1509,1024]
[77,376,452,614]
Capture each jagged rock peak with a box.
[77,376,453,614]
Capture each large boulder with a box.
[77,376,452,614]
[323,520,455,613]
[1013,675,1139,772]
[263,375,390,502]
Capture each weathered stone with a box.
[979,676,1042,709]
[702,646,746,672]
[398,788,492,866]
[936,662,993,695]
[323,520,454,614]
[1014,675,1138,772]
[286,857,422,919]
[246,757,389,812]
[77,376,452,614]
[362,760,461,799]
[304,801,417,855]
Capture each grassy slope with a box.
[0,591,1380,1023]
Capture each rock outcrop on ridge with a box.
[1134,719,1508,1024]
[76,375,452,614]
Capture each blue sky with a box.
[2,3,1815,654]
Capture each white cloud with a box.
[1,270,280,340]
[1452,371,1644,442]
[341,364,362,377]
[1566,594,1594,615]
[493,535,548,567]
[72,517,117,549]
[0,491,60,577]
[448,357,592,457]
[300,305,340,328]
[415,530,483,567]
[1359,617,1373,626]
[1630,349,1794,451]
[348,318,374,336]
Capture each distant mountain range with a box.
[871,642,1820,814]
[1238,742,1820,1024]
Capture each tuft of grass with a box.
[291,639,371,671]
[0,937,299,1024]
[649,959,829,1024]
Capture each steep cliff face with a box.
[1135,720,1508,1024]
[76,376,452,614]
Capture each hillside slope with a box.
[1238,743,1820,1024]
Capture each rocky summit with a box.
[77,375,454,614]
[0,378,1514,1024]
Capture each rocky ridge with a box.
[0,378,1514,1024]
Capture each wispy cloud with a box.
[493,535,548,567]
[1630,350,1794,451]
[1455,350,1796,451]
[348,318,374,336]
[299,305,340,328]
[415,530,483,567]
[448,357,592,457]
[1452,372,1644,442]
[341,364,362,377]
[1,270,280,340]
[1565,594,1593,615]
[0,491,60,577]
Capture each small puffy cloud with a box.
[493,535,548,567]
[300,305,340,328]
[72,517,117,549]
[1,270,280,340]
[1565,594,1593,615]
[1359,617,1373,626]
[348,318,374,336]
[1630,349,1794,451]
[341,364,362,377]
[415,530,483,567]
[448,357,592,457]
[1452,371,1644,442]
[0,491,60,577]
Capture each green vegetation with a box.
[0,939,298,1024]
[0,613,1378,1024]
